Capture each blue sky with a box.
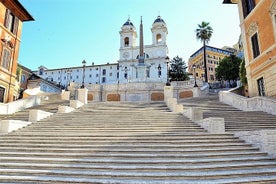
[18,0,240,71]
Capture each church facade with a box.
[35,16,169,89]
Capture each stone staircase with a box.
[180,96,276,132]
[0,98,69,122]
[0,101,276,183]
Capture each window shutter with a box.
[251,33,260,58]
[2,49,11,70]
[12,17,19,35]
[4,9,11,28]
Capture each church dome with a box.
[153,16,166,24]
[123,18,134,26]
[121,18,136,32]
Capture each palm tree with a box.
[195,21,213,82]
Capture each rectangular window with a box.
[1,48,11,70]
[251,33,260,58]
[117,72,119,78]
[102,69,106,75]
[257,77,265,96]
[102,77,106,83]
[4,9,18,34]
[21,75,26,83]
[242,0,255,18]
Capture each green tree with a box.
[215,55,242,82]
[239,59,247,86]
[169,56,189,81]
[195,21,213,82]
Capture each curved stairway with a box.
[0,101,276,183]
[180,96,276,132]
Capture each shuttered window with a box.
[4,9,19,34]
[251,33,260,58]
[242,0,255,18]
[1,48,11,70]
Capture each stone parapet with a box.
[61,91,70,100]
[0,120,32,133]
[0,96,41,115]
[70,100,84,109]
[183,107,224,134]
[234,130,276,157]
[199,117,225,134]
[29,110,53,122]
[166,98,183,113]
[58,106,75,113]
[77,88,88,104]
[219,90,276,115]
[183,107,203,122]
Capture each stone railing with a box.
[219,89,276,115]
[183,107,225,134]
[0,96,41,115]
[235,130,276,157]
[171,79,203,88]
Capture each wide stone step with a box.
[0,134,237,140]
[0,155,273,164]
[0,167,276,181]
[0,142,253,148]
[1,161,276,171]
[0,146,260,153]
[0,151,266,159]
[1,99,276,183]
[2,175,276,184]
[0,138,244,144]
[180,96,276,132]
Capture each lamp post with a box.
[165,56,170,86]
[66,69,72,90]
[157,64,161,78]
[81,59,86,88]
[193,64,198,87]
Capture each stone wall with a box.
[235,130,276,157]
[70,81,207,102]
[86,82,165,102]
[219,89,276,115]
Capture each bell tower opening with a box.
[156,34,162,44]
[124,37,129,47]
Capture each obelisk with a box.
[138,16,145,65]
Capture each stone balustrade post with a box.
[77,88,88,104]
[201,117,225,134]
[164,86,174,103]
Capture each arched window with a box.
[124,37,129,47]
[156,34,162,44]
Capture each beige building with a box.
[223,0,276,97]
[0,0,34,103]
[188,45,235,82]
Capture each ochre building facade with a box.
[188,46,234,82]
[0,0,33,103]
[224,0,276,97]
